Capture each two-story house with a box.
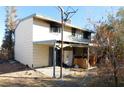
[15,14,93,69]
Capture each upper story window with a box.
[50,25,61,33]
[72,28,76,36]
[83,32,91,39]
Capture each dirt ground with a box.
[0,60,99,87]
[0,60,124,87]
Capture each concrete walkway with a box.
[35,66,97,78]
[36,66,73,78]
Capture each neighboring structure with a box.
[15,14,93,68]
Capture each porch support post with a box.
[53,43,56,78]
[87,46,90,65]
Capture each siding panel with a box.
[15,18,33,67]
[33,44,49,67]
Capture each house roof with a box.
[18,13,94,33]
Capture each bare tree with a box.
[89,11,124,86]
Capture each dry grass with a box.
[1,60,124,87]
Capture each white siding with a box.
[33,19,53,41]
[15,18,33,67]
[33,44,49,67]
[63,26,72,41]
[33,19,89,43]
[32,19,74,42]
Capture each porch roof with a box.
[33,40,56,45]
[33,40,89,47]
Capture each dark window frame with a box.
[83,32,91,39]
[72,28,76,36]
[50,25,61,33]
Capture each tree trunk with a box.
[113,57,118,87]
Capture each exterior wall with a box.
[33,18,52,41]
[33,44,49,67]
[63,26,72,41]
[15,18,33,67]
[33,18,89,43]
[63,27,89,42]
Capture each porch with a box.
[33,40,90,78]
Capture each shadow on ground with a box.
[0,60,31,74]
